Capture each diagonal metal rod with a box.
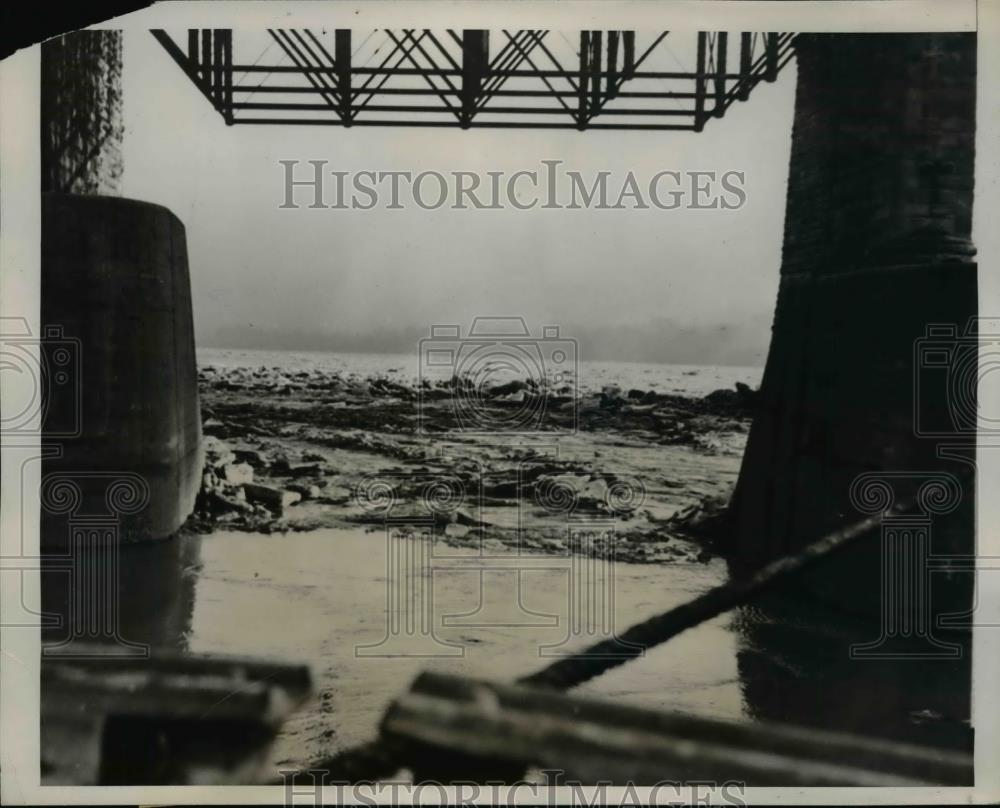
[406,29,463,103]
[725,32,795,105]
[267,29,340,117]
[288,29,338,92]
[601,31,669,102]
[293,29,351,122]
[150,29,220,114]
[485,29,528,75]
[480,31,559,113]
[273,30,337,98]
[481,30,539,92]
[286,28,344,113]
[153,29,796,131]
[424,29,461,73]
[531,30,581,92]
[501,31,574,118]
[518,504,908,691]
[352,30,428,110]
[477,29,533,98]
[286,502,907,784]
[384,29,461,118]
[719,34,796,116]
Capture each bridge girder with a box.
[150,28,794,132]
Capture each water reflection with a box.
[40,523,973,779]
[732,582,973,756]
[179,528,742,768]
[41,531,202,652]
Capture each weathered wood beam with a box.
[381,673,973,786]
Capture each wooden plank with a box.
[44,645,312,695]
[42,647,311,726]
[41,647,313,785]
[382,674,973,786]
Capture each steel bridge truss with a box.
[151,28,796,132]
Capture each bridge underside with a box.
[151,28,792,131]
[60,27,980,626]
[40,28,979,764]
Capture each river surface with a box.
[40,349,973,782]
[43,518,972,780]
[181,527,742,769]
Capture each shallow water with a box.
[40,342,972,781]
[41,519,973,782]
[182,527,742,769]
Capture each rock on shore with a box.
[188,364,756,563]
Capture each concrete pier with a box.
[41,193,204,547]
[729,33,977,596]
[726,34,977,751]
[41,33,204,548]
[41,31,123,195]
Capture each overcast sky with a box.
[121,29,796,366]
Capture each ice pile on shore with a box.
[188,364,756,563]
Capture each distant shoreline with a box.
[196,345,765,373]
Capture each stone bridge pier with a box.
[727,34,977,749]
[730,33,977,584]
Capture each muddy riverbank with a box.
[47,361,967,777]
[188,364,755,565]
[176,363,758,770]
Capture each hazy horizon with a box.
[197,313,772,367]
[121,30,796,368]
